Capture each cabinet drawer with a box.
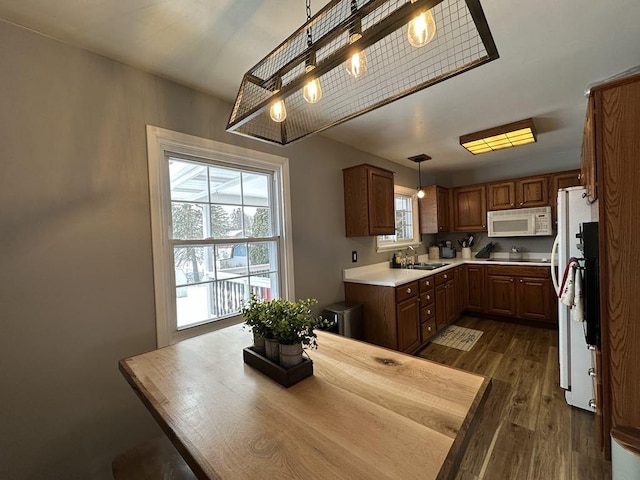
[486,265,550,278]
[419,277,435,292]
[421,318,437,343]
[420,304,435,322]
[396,281,418,303]
[420,290,434,305]
[435,270,454,285]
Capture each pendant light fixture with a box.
[269,77,287,122]
[345,0,368,79]
[227,0,499,145]
[302,0,323,103]
[409,154,431,198]
[407,0,436,48]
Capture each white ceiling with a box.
[2,0,639,174]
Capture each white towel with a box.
[559,259,578,307]
[572,266,585,323]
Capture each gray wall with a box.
[0,20,427,480]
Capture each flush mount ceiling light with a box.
[408,153,431,198]
[460,118,537,155]
[226,0,499,145]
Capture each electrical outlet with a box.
[352,251,358,263]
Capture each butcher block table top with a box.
[119,326,490,480]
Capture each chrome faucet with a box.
[404,246,417,267]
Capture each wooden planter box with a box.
[242,347,313,387]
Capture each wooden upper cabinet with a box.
[580,95,597,201]
[550,169,581,222]
[452,185,487,231]
[418,185,450,234]
[515,175,548,208]
[343,164,395,237]
[487,181,516,210]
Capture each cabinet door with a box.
[486,275,516,316]
[550,170,581,224]
[435,283,447,328]
[397,296,420,352]
[456,266,468,314]
[516,176,548,208]
[452,185,487,231]
[487,181,516,210]
[368,167,395,235]
[466,265,485,312]
[419,186,450,234]
[580,96,597,201]
[445,280,457,324]
[516,276,556,323]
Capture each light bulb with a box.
[407,8,436,48]
[345,33,368,79]
[417,188,425,199]
[302,65,322,104]
[269,97,287,123]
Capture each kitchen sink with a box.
[411,263,450,270]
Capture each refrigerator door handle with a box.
[551,234,560,295]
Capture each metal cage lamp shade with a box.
[226,0,499,145]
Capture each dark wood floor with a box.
[416,316,612,480]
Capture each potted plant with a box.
[241,293,274,357]
[272,298,322,368]
[242,294,322,367]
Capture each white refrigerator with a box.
[551,186,598,411]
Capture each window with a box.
[377,185,420,251]
[147,126,294,346]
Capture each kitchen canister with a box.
[428,246,440,260]
[462,247,471,259]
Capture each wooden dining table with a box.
[119,326,490,480]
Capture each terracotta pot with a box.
[279,343,303,368]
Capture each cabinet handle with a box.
[519,279,523,283]
[427,309,432,315]
[406,287,412,294]
[510,278,514,282]
[482,224,486,228]
[588,399,597,409]
[519,202,524,206]
[427,326,432,332]
[588,345,596,351]
[444,274,448,279]
[425,280,430,286]
[588,368,596,377]
[426,295,431,300]
[511,203,514,207]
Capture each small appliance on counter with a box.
[440,246,455,258]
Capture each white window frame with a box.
[146,126,295,347]
[376,185,421,252]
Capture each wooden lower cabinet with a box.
[486,265,556,324]
[345,263,556,354]
[486,274,517,317]
[397,296,421,352]
[466,265,486,312]
[344,281,421,353]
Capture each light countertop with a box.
[344,254,553,287]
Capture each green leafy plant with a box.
[241,294,323,348]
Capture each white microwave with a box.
[487,206,553,237]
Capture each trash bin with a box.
[320,302,363,340]
[611,425,640,480]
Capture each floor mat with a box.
[430,325,484,351]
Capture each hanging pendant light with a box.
[407,0,437,48]
[345,1,368,79]
[409,154,431,198]
[269,77,287,123]
[227,0,498,145]
[302,0,323,104]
